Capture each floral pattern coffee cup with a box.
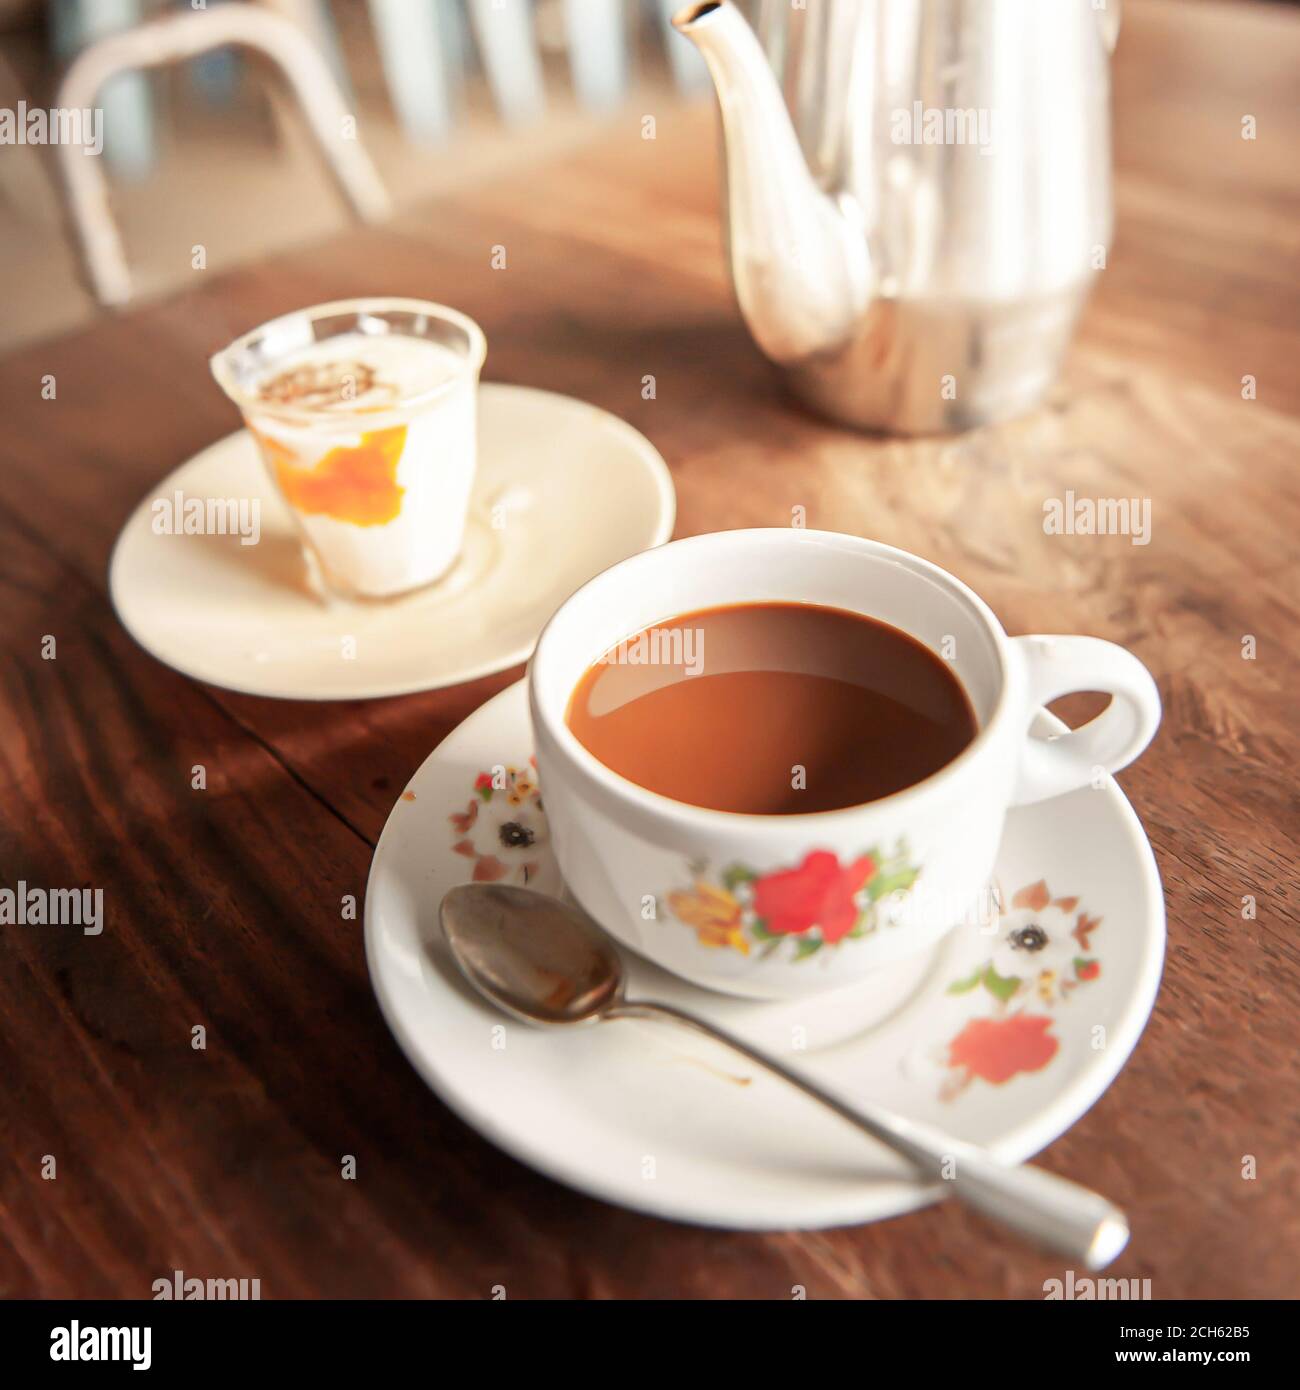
[529,528,1161,1000]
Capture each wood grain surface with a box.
[0,0,1296,1298]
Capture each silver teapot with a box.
[673,0,1120,434]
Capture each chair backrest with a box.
[53,3,389,306]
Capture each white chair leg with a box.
[436,0,472,97]
[369,0,453,143]
[563,0,627,111]
[466,0,546,126]
[53,4,391,307]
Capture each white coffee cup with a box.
[529,529,1160,1000]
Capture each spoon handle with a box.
[607,997,1128,1269]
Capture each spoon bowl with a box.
[441,882,624,1025]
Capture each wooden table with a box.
[1,0,1296,1299]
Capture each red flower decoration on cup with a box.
[752,850,876,944]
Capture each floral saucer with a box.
[364,680,1164,1230]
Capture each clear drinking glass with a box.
[211,297,486,599]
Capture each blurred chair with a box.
[564,0,627,111]
[48,0,711,305]
[51,0,155,177]
[262,0,350,91]
[50,0,711,154]
[466,0,547,125]
[368,0,457,143]
[375,0,708,137]
[54,2,389,306]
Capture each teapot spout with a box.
[672,1,871,362]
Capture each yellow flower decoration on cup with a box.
[665,882,750,955]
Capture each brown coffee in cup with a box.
[565,601,977,815]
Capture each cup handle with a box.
[1009,635,1161,806]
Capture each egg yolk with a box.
[253,425,408,526]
